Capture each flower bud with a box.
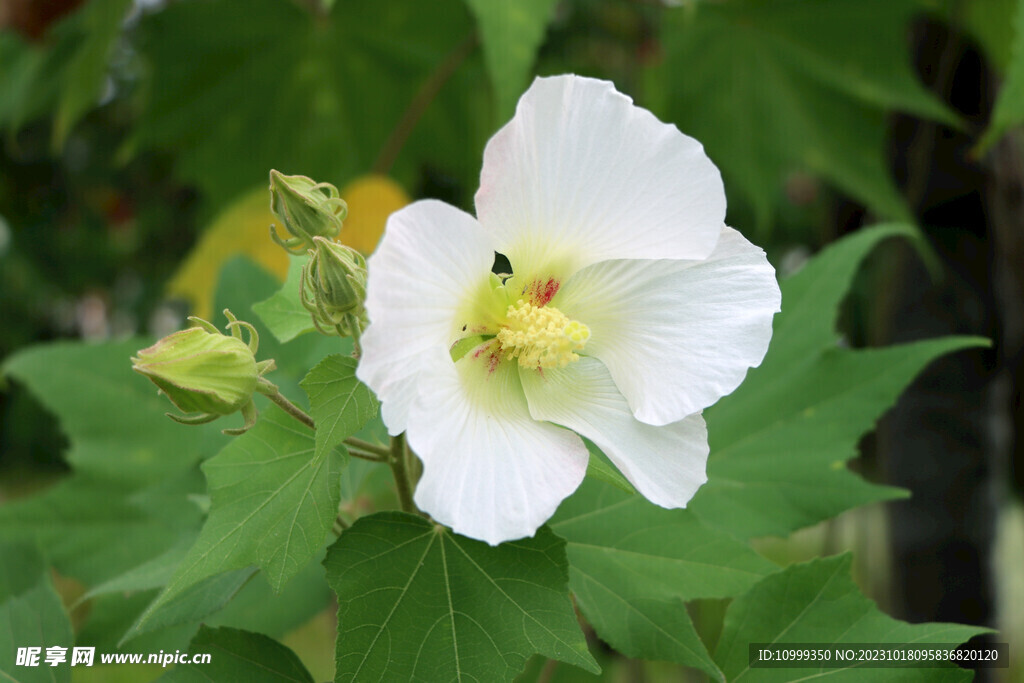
[301,237,368,337]
[269,170,347,254]
[132,310,275,433]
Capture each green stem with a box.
[403,436,422,489]
[331,515,348,536]
[261,383,392,465]
[345,313,363,358]
[389,433,417,513]
[264,386,316,430]
[345,437,389,457]
[536,659,558,683]
[347,447,388,463]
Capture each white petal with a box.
[476,74,724,283]
[357,200,496,435]
[520,357,708,509]
[557,226,781,426]
[408,348,589,545]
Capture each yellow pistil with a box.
[497,299,590,369]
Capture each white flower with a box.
[357,75,781,545]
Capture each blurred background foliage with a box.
[1,0,1023,680]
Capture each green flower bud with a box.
[132,310,276,434]
[269,170,347,254]
[300,236,368,338]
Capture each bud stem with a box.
[347,448,388,463]
[389,433,418,514]
[263,385,316,431]
[345,313,363,358]
[403,435,422,489]
[346,437,390,458]
[331,516,349,536]
[260,380,390,462]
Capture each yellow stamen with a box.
[496,299,590,369]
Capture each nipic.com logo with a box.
[16,646,93,667]
[14,646,211,668]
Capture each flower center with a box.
[496,299,590,369]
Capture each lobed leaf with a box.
[691,226,990,538]
[123,569,256,644]
[463,0,560,120]
[976,0,1024,153]
[714,554,988,681]
[129,0,480,204]
[324,512,599,681]
[0,476,203,588]
[694,338,986,539]
[300,354,379,463]
[0,0,126,137]
[51,0,131,148]
[0,544,74,683]
[156,626,314,683]
[655,0,955,226]
[84,555,330,652]
[253,255,317,344]
[2,339,228,487]
[551,480,775,679]
[134,406,342,633]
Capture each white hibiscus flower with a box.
[357,74,781,545]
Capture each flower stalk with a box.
[389,433,417,514]
[260,382,389,462]
[259,380,315,430]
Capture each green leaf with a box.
[463,0,559,120]
[206,555,332,638]
[960,0,1017,70]
[696,340,989,539]
[550,480,775,679]
[0,543,47,601]
[52,0,131,148]
[324,512,599,681]
[0,260,332,592]
[300,354,378,462]
[714,554,988,681]
[0,0,123,135]
[124,569,256,643]
[756,224,916,370]
[78,590,199,658]
[136,405,342,632]
[0,33,44,130]
[79,534,198,602]
[584,441,636,495]
[655,0,954,227]
[0,544,74,683]
[592,598,721,682]
[976,0,1024,152]
[2,339,228,486]
[86,553,330,652]
[690,226,990,539]
[0,476,203,586]
[253,255,317,344]
[129,0,479,204]
[157,626,314,683]
[553,481,777,602]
